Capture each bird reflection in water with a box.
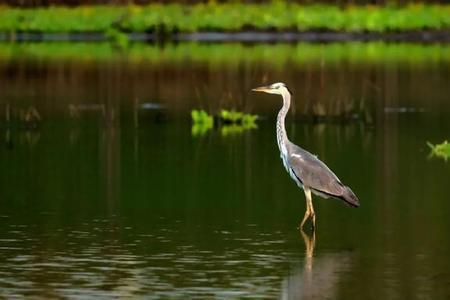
[281,230,352,300]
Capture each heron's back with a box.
[285,142,359,207]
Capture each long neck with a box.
[276,88,291,155]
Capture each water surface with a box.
[0,42,449,299]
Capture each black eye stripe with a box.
[269,83,291,94]
[287,87,293,95]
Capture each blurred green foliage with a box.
[0,3,449,34]
[427,141,450,161]
[191,109,213,125]
[220,110,258,136]
[220,110,257,126]
[220,110,243,123]
[1,42,449,66]
[191,109,258,137]
[191,109,213,136]
[105,28,129,48]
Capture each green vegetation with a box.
[191,109,258,137]
[220,110,258,137]
[427,141,450,161]
[220,110,258,127]
[105,28,129,48]
[0,3,449,36]
[191,109,213,136]
[1,42,450,67]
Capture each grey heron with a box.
[252,82,359,230]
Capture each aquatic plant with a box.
[219,110,258,136]
[191,109,213,125]
[221,109,257,127]
[220,110,244,124]
[191,109,258,136]
[191,109,213,136]
[427,141,450,161]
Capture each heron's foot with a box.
[297,213,315,232]
[297,223,306,231]
[298,211,310,230]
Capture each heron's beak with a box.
[252,86,272,93]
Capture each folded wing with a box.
[288,148,359,207]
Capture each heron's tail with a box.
[342,186,360,207]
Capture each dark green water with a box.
[0,42,449,299]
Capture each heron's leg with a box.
[305,187,316,231]
[310,202,316,231]
[299,205,310,230]
[299,187,312,230]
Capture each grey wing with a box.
[287,149,345,198]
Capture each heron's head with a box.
[252,82,291,95]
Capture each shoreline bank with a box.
[1,30,450,43]
[1,3,449,43]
